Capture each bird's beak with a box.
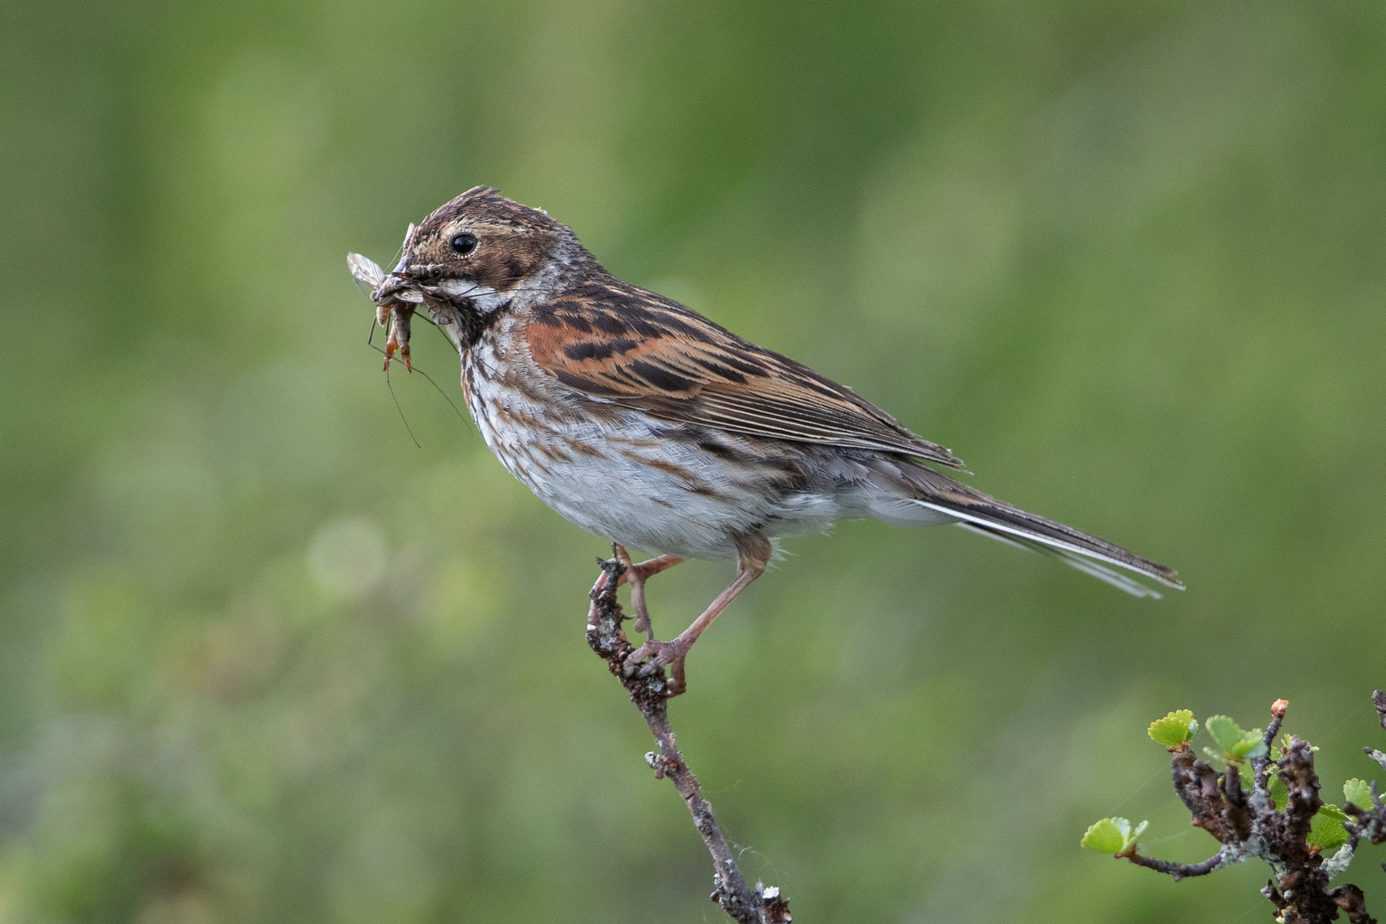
[372,270,424,305]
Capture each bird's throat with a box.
[423,295,506,353]
[457,300,506,349]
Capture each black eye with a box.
[450,232,478,256]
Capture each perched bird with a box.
[362,186,1182,693]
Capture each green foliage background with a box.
[3,2,1384,921]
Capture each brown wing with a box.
[524,282,964,468]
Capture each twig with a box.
[1367,690,1386,774]
[584,553,792,924]
[1125,846,1231,879]
[1119,695,1386,923]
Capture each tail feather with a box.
[955,523,1165,598]
[897,465,1184,596]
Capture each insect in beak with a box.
[347,252,417,372]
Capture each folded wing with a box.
[524,285,964,468]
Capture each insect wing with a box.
[347,252,386,288]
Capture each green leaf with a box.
[1320,803,1350,821]
[1269,773,1289,810]
[1148,709,1198,748]
[1204,714,1267,762]
[1081,817,1146,854]
[1344,779,1374,810]
[1308,805,1351,852]
[1233,729,1267,760]
[1081,818,1126,853]
[1203,715,1240,752]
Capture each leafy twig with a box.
[1086,692,1386,923]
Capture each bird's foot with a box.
[623,637,691,696]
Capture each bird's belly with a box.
[465,389,795,559]
[526,446,759,559]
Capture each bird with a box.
[361,186,1182,694]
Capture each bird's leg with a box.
[624,537,768,696]
[615,545,683,639]
[589,545,683,639]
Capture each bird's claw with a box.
[630,604,652,638]
[623,639,690,695]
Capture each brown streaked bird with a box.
[355,186,1182,694]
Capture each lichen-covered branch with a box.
[584,553,792,924]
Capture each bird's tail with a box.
[892,465,1183,598]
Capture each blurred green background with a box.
[4,1,1384,921]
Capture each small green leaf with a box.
[1081,817,1145,854]
[1307,805,1351,852]
[1344,779,1374,810]
[1269,773,1289,810]
[1148,709,1198,748]
[1082,818,1126,853]
[1204,715,1240,752]
[1204,714,1267,762]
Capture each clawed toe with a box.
[622,639,690,694]
[623,639,677,672]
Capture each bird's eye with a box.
[450,232,479,256]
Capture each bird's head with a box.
[372,186,587,316]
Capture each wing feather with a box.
[524,285,964,468]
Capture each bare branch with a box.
[1223,759,1252,842]
[1171,747,1230,841]
[1368,691,1386,774]
[1126,846,1232,880]
[585,554,792,924]
[1331,884,1375,924]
